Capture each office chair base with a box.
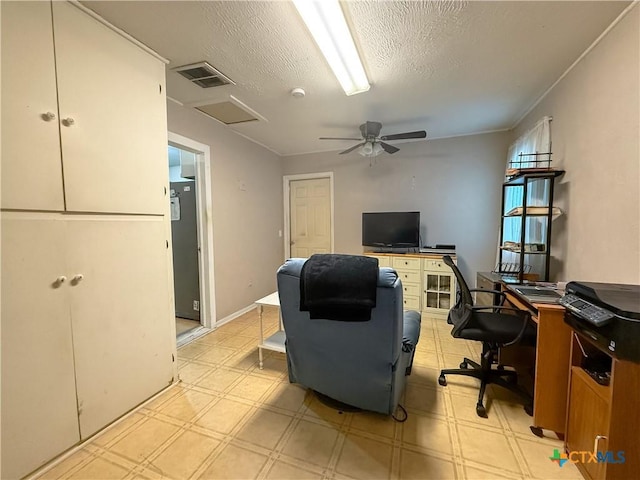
[439,356,532,418]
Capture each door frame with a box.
[168,132,216,329]
[283,172,335,259]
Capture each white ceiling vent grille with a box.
[193,95,267,125]
[173,62,235,88]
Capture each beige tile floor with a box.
[176,317,201,337]
[36,307,582,480]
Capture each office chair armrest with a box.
[504,310,532,347]
[470,306,531,346]
[468,288,506,298]
[470,306,520,313]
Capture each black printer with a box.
[560,282,640,363]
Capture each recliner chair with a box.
[276,256,421,416]
[438,255,535,417]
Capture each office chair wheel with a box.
[476,404,487,418]
[438,374,447,386]
[459,361,468,369]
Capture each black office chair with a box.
[438,255,535,417]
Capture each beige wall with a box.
[513,6,639,284]
[283,132,511,281]
[167,100,284,319]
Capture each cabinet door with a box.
[1,214,80,479]
[1,1,65,211]
[566,369,609,480]
[66,216,174,438]
[52,1,167,215]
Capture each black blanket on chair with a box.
[300,254,379,321]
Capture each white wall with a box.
[513,5,639,284]
[167,100,284,319]
[283,132,511,281]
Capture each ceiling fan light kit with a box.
[292,0,370,96]
[359,141,384,157]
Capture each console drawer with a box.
[393,256,421,271]
[424,258,452,272]
[367,255,391,267]
[403,295,420,310]
[396,269,421,284]
[401,283,420,298]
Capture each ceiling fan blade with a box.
[339,142,365,155]
[319,137,363,141]
[360,121,382,138]
[380,142,400,154]
[380,130,427,141]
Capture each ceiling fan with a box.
[320,121,427,156]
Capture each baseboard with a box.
[215,303,256,328]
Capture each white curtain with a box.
[499,116,552,272]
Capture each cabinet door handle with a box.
[71,274,84,285]
[593,435,607,455]
[62,117,75,126]
[53,276,67,287]
[42,112,56,121]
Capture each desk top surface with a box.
[478,272,565,312]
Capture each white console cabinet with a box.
[366,253,457,318]
[1,2,174,478]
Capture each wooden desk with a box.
[503,290,572,436]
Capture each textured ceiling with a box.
[82,1,630,156]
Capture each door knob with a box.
[53,276,67,288]
[62,117,75,126]
[42,112,56,121]
[71,274,84,285]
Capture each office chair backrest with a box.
[442,255,473,337]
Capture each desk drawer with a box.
[396,270,421,284]
[403,295,420,310]
[393,256,421,271]
[401,283,421,298]
[424,258,452,272]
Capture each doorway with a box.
[169,146,200,336]
[167,132,216,344]
[283,173,334,259]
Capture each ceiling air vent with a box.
[173,62,235,88]
[193,95,266,125]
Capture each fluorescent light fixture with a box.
[293,0,370,96]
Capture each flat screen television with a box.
[362,211,420,248]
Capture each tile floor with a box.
[176,317,201,337]
[35,307,582,480]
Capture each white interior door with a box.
[52,1,167,214]
[66,216,174,438]
[1,214,80,479]
[290,178,332,257]
[1,1,65,211]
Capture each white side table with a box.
[254,292,285,369]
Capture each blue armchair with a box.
[276,256,421,415]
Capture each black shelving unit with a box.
[498,168,565,282]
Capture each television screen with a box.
[362,212,420,247]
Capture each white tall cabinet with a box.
[1,2,175,478]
